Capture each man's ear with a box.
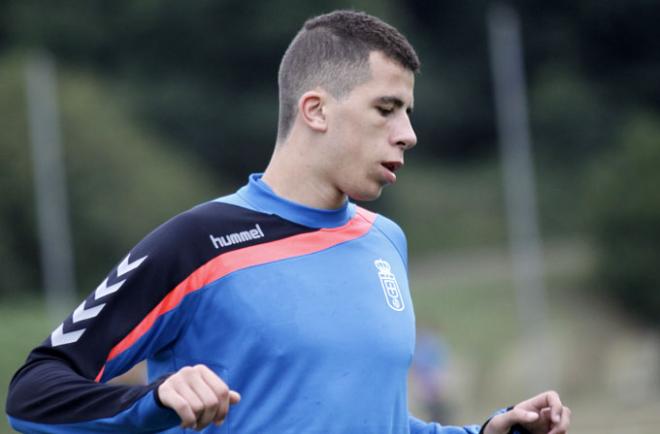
[298,90,328,133]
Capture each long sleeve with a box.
[6,204,230,433]
[409,414,482,434]
[409,407,516,434]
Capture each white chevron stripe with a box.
[94,277,125,300]
[50,253,148,347]
[72,300,106,323]
[51,324,86,347]
[116,253,148,277]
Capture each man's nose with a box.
[392,114,417,150]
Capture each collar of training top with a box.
[236,173,356,229]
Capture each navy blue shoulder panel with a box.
[7,201,315,424]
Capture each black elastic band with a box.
[478,406,532,434]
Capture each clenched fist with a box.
[157,364,241,431]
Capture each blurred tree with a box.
[529,65,614,236]
[405,2,497,161]
[575,1,660,108]
[3,0,660,174]
[588,113,660,327]
[2,0,660,302]
[0,54,36,295]
[0,52,227,296]
[3,0,403,179]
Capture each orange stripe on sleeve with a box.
[96,208,376,380]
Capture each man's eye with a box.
[377,107,394,116]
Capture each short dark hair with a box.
[277,10,421,141]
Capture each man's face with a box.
[322,51,417,202]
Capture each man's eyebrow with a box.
[377,96,414,113]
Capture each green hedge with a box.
[0,52,229,297]
[588,113,660,326]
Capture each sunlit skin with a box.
[262,50,417,209]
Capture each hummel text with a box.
[210,224,265,249]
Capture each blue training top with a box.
[6,174,483,434]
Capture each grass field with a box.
[1,240,659,433]
[0,300,55,433]
[409,240,660,433]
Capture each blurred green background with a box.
[1,1,659,432]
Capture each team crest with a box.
[374,259,405,311]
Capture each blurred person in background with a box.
[411,327,452,423]
[6,10,570,434]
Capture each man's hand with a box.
[157,364,241,431]
[484,391,571,434]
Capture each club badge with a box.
[374,259,405,311]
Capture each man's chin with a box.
[347,186,385,202]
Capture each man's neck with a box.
[261,142,347,210]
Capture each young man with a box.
[6,10,570,434]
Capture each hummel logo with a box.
[50,253,148,347]
[209,224,265,249]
